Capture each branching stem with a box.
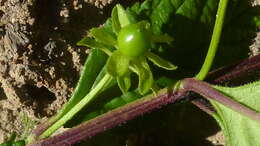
[182,78,260,122]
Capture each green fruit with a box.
[118,23,151,57]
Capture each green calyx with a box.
[78,4,177,95]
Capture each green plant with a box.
[1,0,260,145]
[28,4,178,141]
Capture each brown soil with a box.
[0,0,112,142]
[0,0,258,145]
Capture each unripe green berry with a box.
[118,23,151,57]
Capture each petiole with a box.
[38,73,113,139]
[196,0,229,80]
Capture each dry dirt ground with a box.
[0,0,259,145]
[0,0,114,142]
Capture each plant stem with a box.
[182,78,260,122]
[27,50,109,143]
[28,88,187,146]
[38,73,113,139]
[206,54,260,84]
[196,0,229,80]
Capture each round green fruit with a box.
[118,23,151,57]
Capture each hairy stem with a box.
[28,54,260,144]
[191,97,216,115]
[193,54,260,115]
[182,78,260,122]
[28,70,260,145]
[28,88,187,146]
[38,74,113,140]
[206,54,260,84]
[30,55,260,144]
[196,0,229,80]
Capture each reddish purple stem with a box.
[182,78,260,122]
[191,98,216,115]
[193,54,260,115]
[29,89,187,146]
[206,54,260,84]
[29,55,260,145]
[32,121,54,138]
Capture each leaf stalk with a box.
[38,74,113,139]
[196,0,229,80]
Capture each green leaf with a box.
[90,28,117,46]
[71,90,141,125]
[150,34,173,44]
[64,66,117,128]
[214,4,260,68]
[145,52,177,70]
[137,20,151,30]
[0,141,12,146]
[12,140,25,146]
[155,76,177,87]
[106,50,130,77]
[131,57,153,95]
[135,0,251,68]
[8,133,16,142]
[51,48,107,124]
[129,0,152,15]
[111,6,121,34]
[127,0,258,74]
[120,90,141,103]
[117,73,131,94]
[128,0,220,71]
[116,4,131,27]
[77,37,112,55]
[211,81,260,146]
[253,15,260,26]
[104,97,126,110]
[0,134,25,146]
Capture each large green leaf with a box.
[211,81,260,146]
[129,0,258,73]
[151,0,219,70]
[57,48,107,121]
[125,0,218,74]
